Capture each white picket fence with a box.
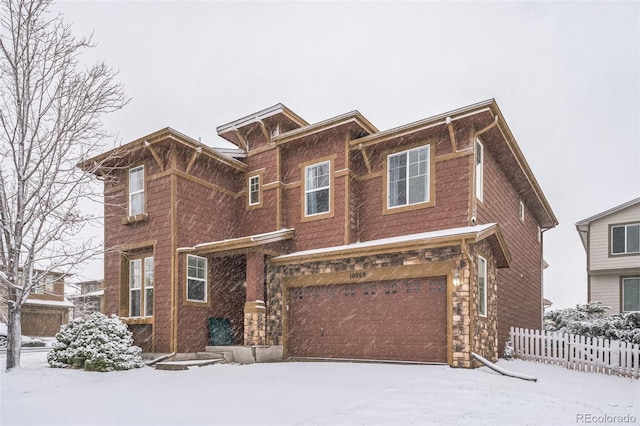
[509,327,640,379]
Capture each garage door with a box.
[288,276,447,362]
[22,311,64,337]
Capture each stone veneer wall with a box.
[244,302,267,346]
[471,239,499,365]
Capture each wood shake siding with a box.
[476,146,543,349]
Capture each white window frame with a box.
[611,223,640,255]
[622,277,640,312]
[478,256,487,317]
[144,257,154,317]
[129,259,142,317]
[129,256,154,318]
[387,145,430,209]
[519,201,525,222]
[249,175,260,206]
[129,165,145,216]
[187,254,207,303]
[304,161,331,217]
[475,139,483,202]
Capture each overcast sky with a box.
[54,1,640,309]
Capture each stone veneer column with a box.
[244,251,266,346]
[451,259,472,368]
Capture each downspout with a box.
[539,227,553,330]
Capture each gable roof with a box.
[575,197,640,249]
[78,127,248,175]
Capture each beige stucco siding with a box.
[589,203,640,271]
[589,274,621,314]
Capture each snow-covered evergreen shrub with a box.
[22,336,46,347]
[544,302,640,344]
[47,313,144,372]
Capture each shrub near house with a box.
[48,313,144,372]
[545,302,640,344]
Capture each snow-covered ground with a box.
[1,351,638,426]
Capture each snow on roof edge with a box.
[274,223,496,260]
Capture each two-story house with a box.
[576,198,640,313]
[80,99,557,368]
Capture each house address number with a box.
[349,272,367,280]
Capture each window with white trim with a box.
[129,256,153,317]
[387,145,430,208]
[249,175,260,206]
[187,255,207,302]
[129,165,144,216]
[475,139,483,201]
[304,161,330,216]
[622,277,640,312]
[478,256,487,317]
[611,223,640,255]
[519,201,525,222]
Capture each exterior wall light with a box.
[452,269,461,287]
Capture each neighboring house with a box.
[576,198,640,313]
[0,270,73,336]
[69,280,105,319]
[80,99,557,368]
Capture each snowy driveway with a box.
[1,351,639,426]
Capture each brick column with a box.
[244,251,266,346]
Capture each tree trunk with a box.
[5,304,22,370]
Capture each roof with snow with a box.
[271,223,510,268]
[25,298,75,308]
[178,228,295,255]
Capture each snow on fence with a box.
[509,327,640,379]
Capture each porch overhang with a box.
[177,228,295,256]
[271,223,510,268]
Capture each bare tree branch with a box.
[0,0,128,370]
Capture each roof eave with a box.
[273,110,378,146]
[78,127,248,175]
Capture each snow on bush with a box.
[47,312,144,372]
[545,302,640,344]
[22,336,46,347]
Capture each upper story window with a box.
[387,145,430,208]
[622,277,640,312]
[305,161,330,216]
[519,201,525,222]
[33,275,56,294]
[475,139,484,201]
[611,223,640,255]
[249,175,260,206]
[129,255,154,318]
[187,254,207,303]
[129,165,145,216]
[478,255,487,317]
